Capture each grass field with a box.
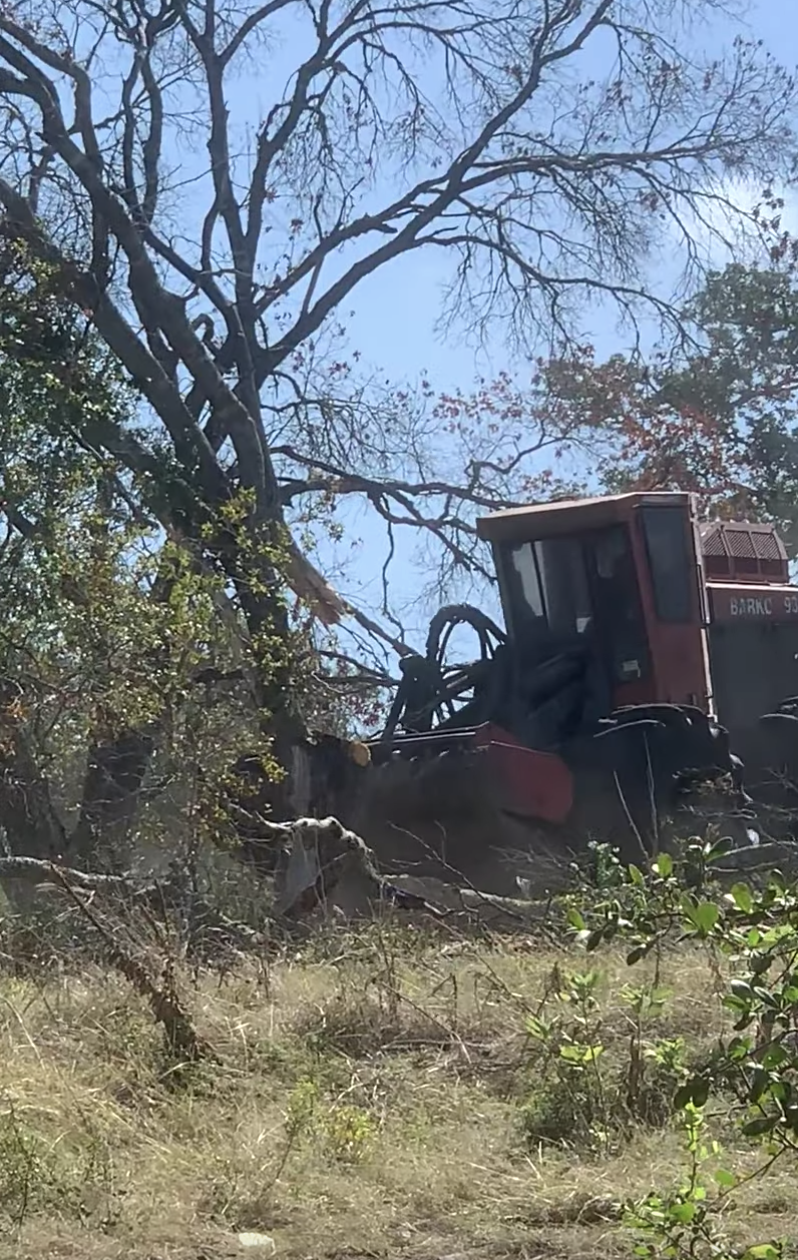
[0,915,794,1260]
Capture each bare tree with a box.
[0,0,793,804]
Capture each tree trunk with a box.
[67,728,156,871]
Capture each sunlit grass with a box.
[0,922,791,1258]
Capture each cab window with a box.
[641,506,694,623]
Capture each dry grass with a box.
[0,919,793,1260]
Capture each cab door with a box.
[637,503,712,710]
[582,523,653,707]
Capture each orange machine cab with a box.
[477,491,712,717]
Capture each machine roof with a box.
[477,490,692,544]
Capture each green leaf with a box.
[690,901,720,934]
[731,882,753,913]
[761,1043,789,1070]
[558,1044,583,1063]
[559,1043,604,1065]
[730,979,754,1001]
[653,852,673,878]
[713,1168,737,1188]
[742,1115,776,1137]
[704,834,735,862]
[668,1201,696,1223]
[525,1016,548,1041]
[751,953,773,976]
[673,1076,709,1109]
[567,908,586,932]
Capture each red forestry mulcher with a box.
[343,491,798,894]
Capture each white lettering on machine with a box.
[728,595,798,616]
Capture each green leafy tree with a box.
[0,247,284,870]
[509,204,798,545]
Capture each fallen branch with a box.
[0,856,136,890]
[270,816,446,919]
[0,855,271,957]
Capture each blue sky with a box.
[340,0,798,389]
